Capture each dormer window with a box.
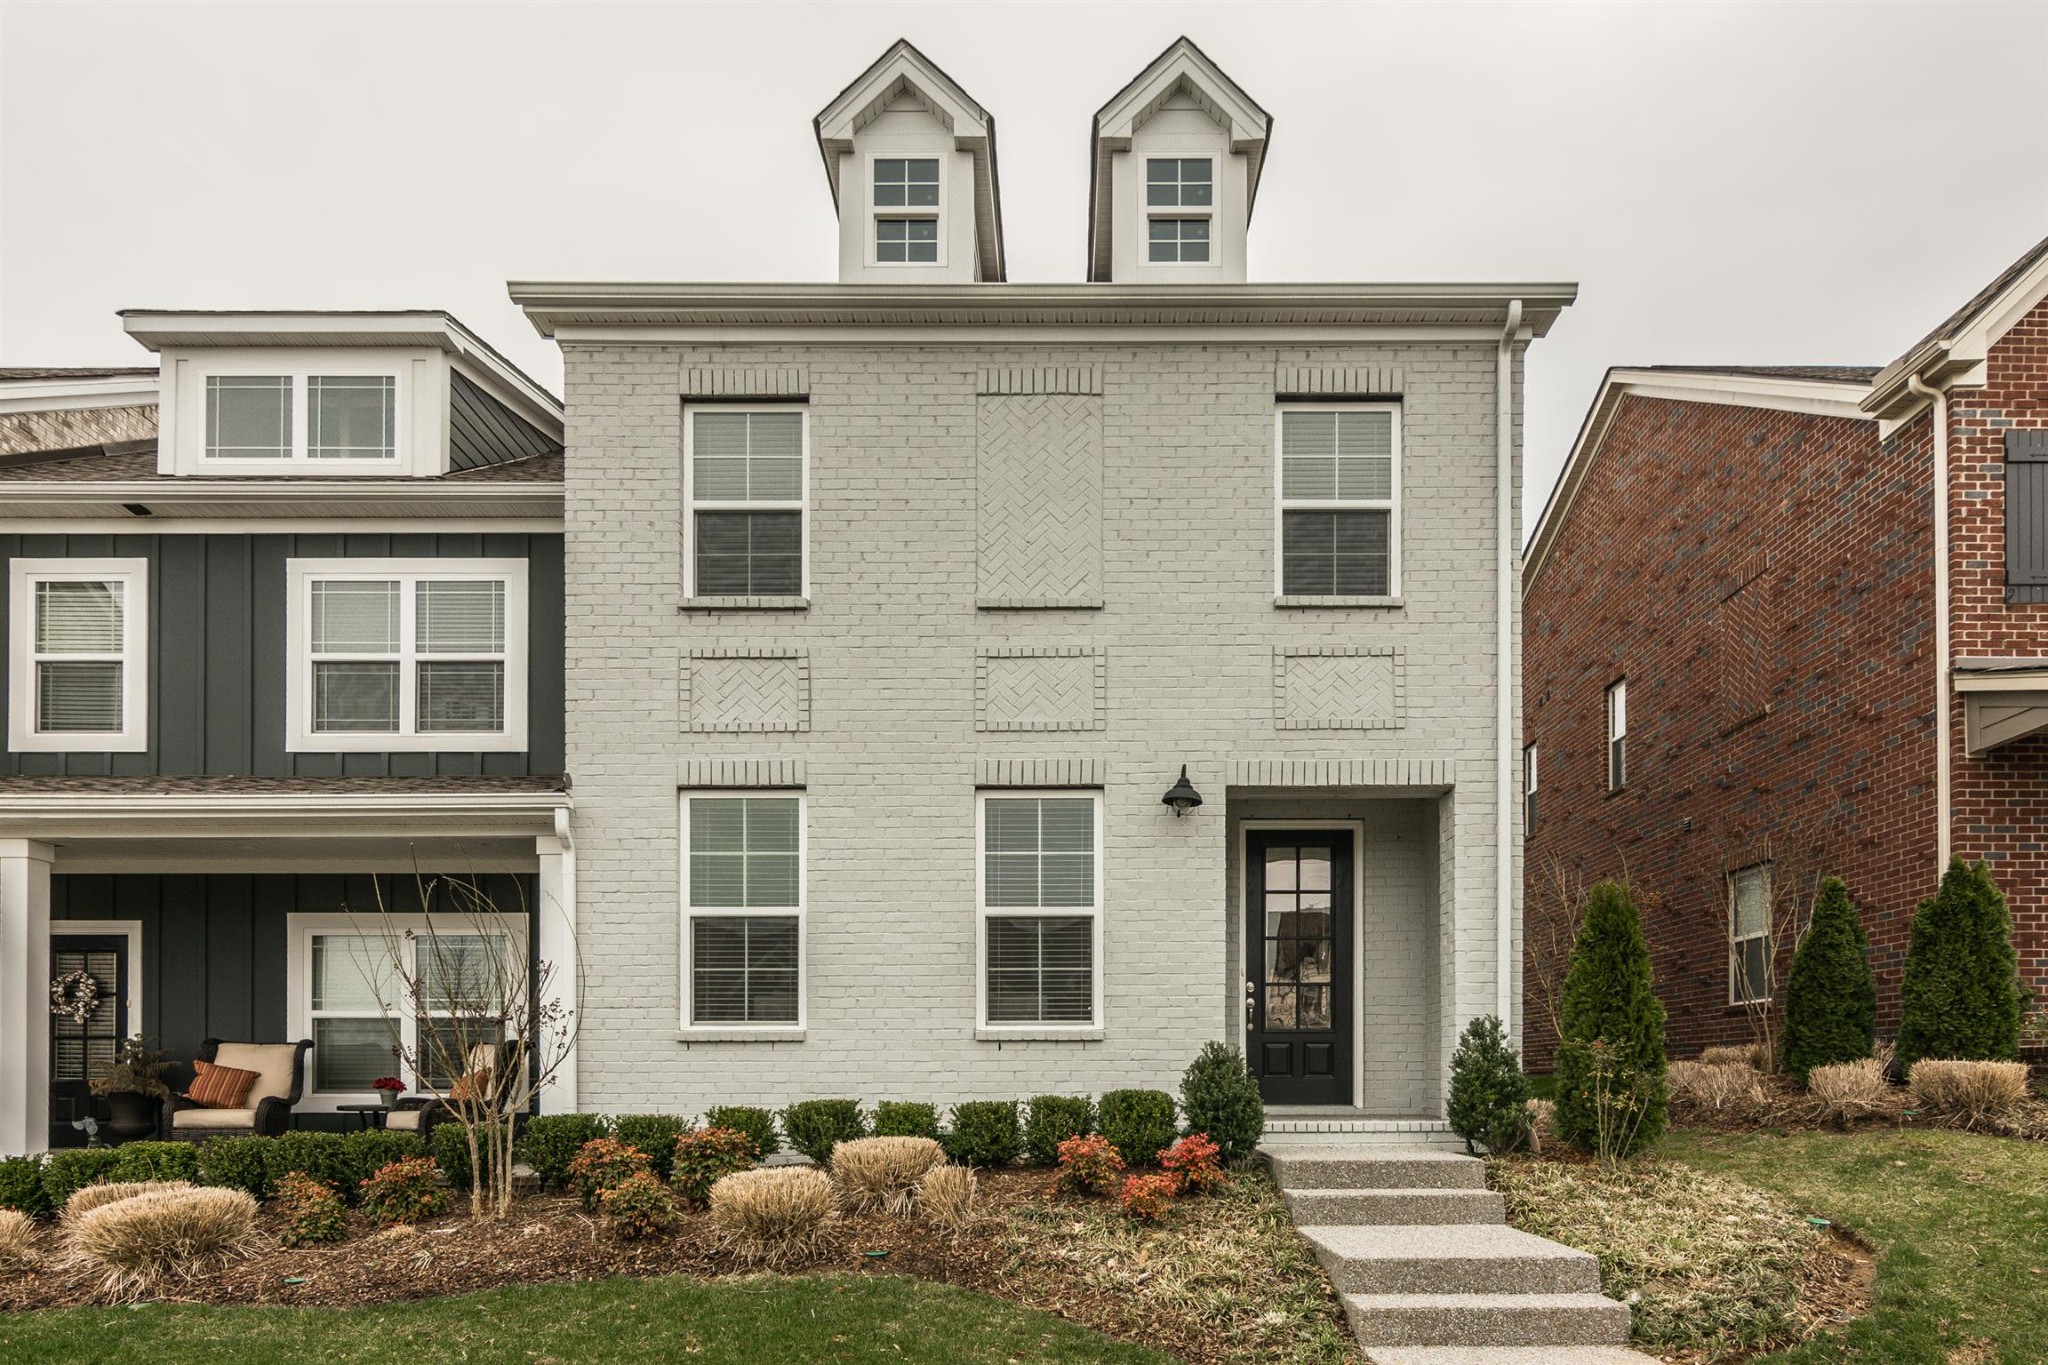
[1146,158,1211,208]
[872,157,942,265]
[1148,219,1210,264]
[202,369,399,466]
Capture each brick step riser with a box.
[1284,1190,1506,1225]
[1343,1298,1633,1349]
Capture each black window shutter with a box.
[2005,430,2048,604]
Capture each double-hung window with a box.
[1729,865,1772,1005]
[978,792,1102,1031]
[682,794,804,1030]
[204,371,399,466]
[872,156,940,263]
[1277,405,1400,597]
[1606,679,1628,791]
[1146,157,1212,263]
[1524,744,1539,830]
[7,558,148,752]
[285,559,528,752]
[685,408,806,598]
[290,912,525,1106]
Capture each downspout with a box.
[1497,300,1523,1028]
[1908,374,1952,872]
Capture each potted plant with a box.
[87,1035,173,1141]
[371,1076,408,1109]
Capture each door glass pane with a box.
[1299,937,1333,983]
[1298,849,1332,891]
[35,580,121,652]
[313,1016,392,1091]
[1265,984,1297,1029]
[1299,985,1331,1028]
[1265,848,1297,890]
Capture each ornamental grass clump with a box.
[1909,1059,2031,1129]
[358,1157,449,1227]
[1448,1014,1532,1154]
[830,1136,945,1215]
[273,1173,347,1248]
[1052,1133,1125,1197]
[1178,1042,1264,1165]
[670,1127,756,1210]
[62,1186,259,1301]
[567,1137,652,1212]
[62,1180,196,1225]
[0,1209,39,1271]
[1118,1172,1178,1223]
[1667,1060,1769,1116]
[1097,1089,1178,1165]
[601,1171,682,1240]
[708,1167,838,1268]
[915,1163,977,1231]
[1780,877,1877,1082]
[1806,1059,1890,1127]
[1159,1133,1227,1194]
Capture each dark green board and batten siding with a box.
[449,371,562,472]
[54,872,537,1131]
[0,532,564,776]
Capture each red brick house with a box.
[1522,234,2048,1068]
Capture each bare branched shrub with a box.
[62,1180,197,1224]
[1807,1059,1889,1127]
[63,1187,259,1301]
[708,1167,837,1268]
[1524,1098,1556,1156]
[1529,859,1586,1048]
[829,1136,944,1215]
[1909,1060,2030,1129]
[1698,1044,1768,1069]
[914,1163,977,1231]
[1668,1060,1768,1115]
[0,1209,39,1272]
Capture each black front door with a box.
[49,934,130,1148]
[1245,831,1353,1106]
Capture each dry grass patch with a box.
[1699,1043,1770,1068]
[62,1180,198,1223]
[1809,1060,1891,1127]
[1669,1060,1771,1117]
[916,1162,978,1231]
[831,1136,945,1214]
[62,1186,260,1301]
[707,1167,837,1269]
[1909,1060,2030,1129]
[1487,1155,1817,1359]
[0,1208,39,1272]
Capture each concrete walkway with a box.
[1263,1145,1660,1363]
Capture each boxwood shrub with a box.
[611,1115,691,1180]
[196,1136,272,1199]
[0,1155,51,1218]
[1022,1096,1094,1166]
[872,1101,942,1141]
[514,1114,609,1191]
[703,1106,780,1159]
[780,1100,867,1164]
[107,1140,199,1185]
[430,1121,494,1191]
[1178,1042,1265,1165]
[944,1100,1021,1167]
[1098,1089,1178,1165]
[40,1147,120,1207]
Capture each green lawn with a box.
[0,1272,1175,1365]
[1664,1128,2048,1365]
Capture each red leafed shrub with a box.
[1159,1132,1227,1193]
[600,1170,682,1239]
[274,1172,347,1247]
[1119,1172,1179,1223]
[358,1157,449,1227]
[567,1137,652,1212]
[671,1127,756,1210]
[1052,1133,1125,1197]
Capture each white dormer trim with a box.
[814,39,1004,282]
[1089,37,1271,283]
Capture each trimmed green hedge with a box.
[780,1100,867,1164]
[1097,1090,1177,1165]
[515,1114,609,1191]
[944,1101,1021,1167]
[40,1148,120,1208]
[611,1115,691,1180]
[0,1155,51,1218]
[1022,1096,1093,1166]
[703,1106,780,1159]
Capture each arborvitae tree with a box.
[1781,877,1877,1082]
[1447,1015,1531,1154]
[1553,879,1668,1157]
[1896,858,2023,1070]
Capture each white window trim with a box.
[974,789,1105,1035]
[284,557,528,753]
[287,910,527,1111]
[1728,864,1773,1006]
[865,151,947,269]
[1143,156,1216,266]
[1607,678,1628,791]
[1273,402,1404,599]
[679,790,808,1035]
[1524,743,1538,829]
[681,406,810,600]
[193,356,409,474]
[7,557,149,753]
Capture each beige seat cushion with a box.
[384,1109,423,1131]
[172,1106,258,1131]
[211,1043,299,1105]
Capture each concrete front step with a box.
[1363,1348,1662,1365]
[1300,1223,1602,1295]
[1341,1292,1633,1348]
[1265,1145,1487,1190]
[1284,1187,1505,1226]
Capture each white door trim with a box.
[1237,819,1367,1112]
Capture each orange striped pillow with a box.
[184,1060,260,1109]
[448,1068,493,1103]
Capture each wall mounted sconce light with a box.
[1161,765,1204,818]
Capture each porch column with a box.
[0,840,55,1155]
[536,822,577,1113]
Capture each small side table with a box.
[337,1103,391,1131]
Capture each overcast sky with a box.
[4,1,2046,528]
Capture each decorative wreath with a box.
[49,970,100,1026]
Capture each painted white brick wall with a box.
[561,340,1521,1115]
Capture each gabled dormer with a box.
[1087,37,1271,284]
[814,40,1005,284]
[120,311,562,478]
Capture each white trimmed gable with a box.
[1088,37,1271,284]
[814,40,1005,284]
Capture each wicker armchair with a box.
[386,1040,528,1142]
[165,1039,312,1141]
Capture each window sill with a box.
[1273,595,1404,609]
[680,596,810,612]
[976,597,1104,611]
[974,1028,1104,1043]
[678,1028,806,1044]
